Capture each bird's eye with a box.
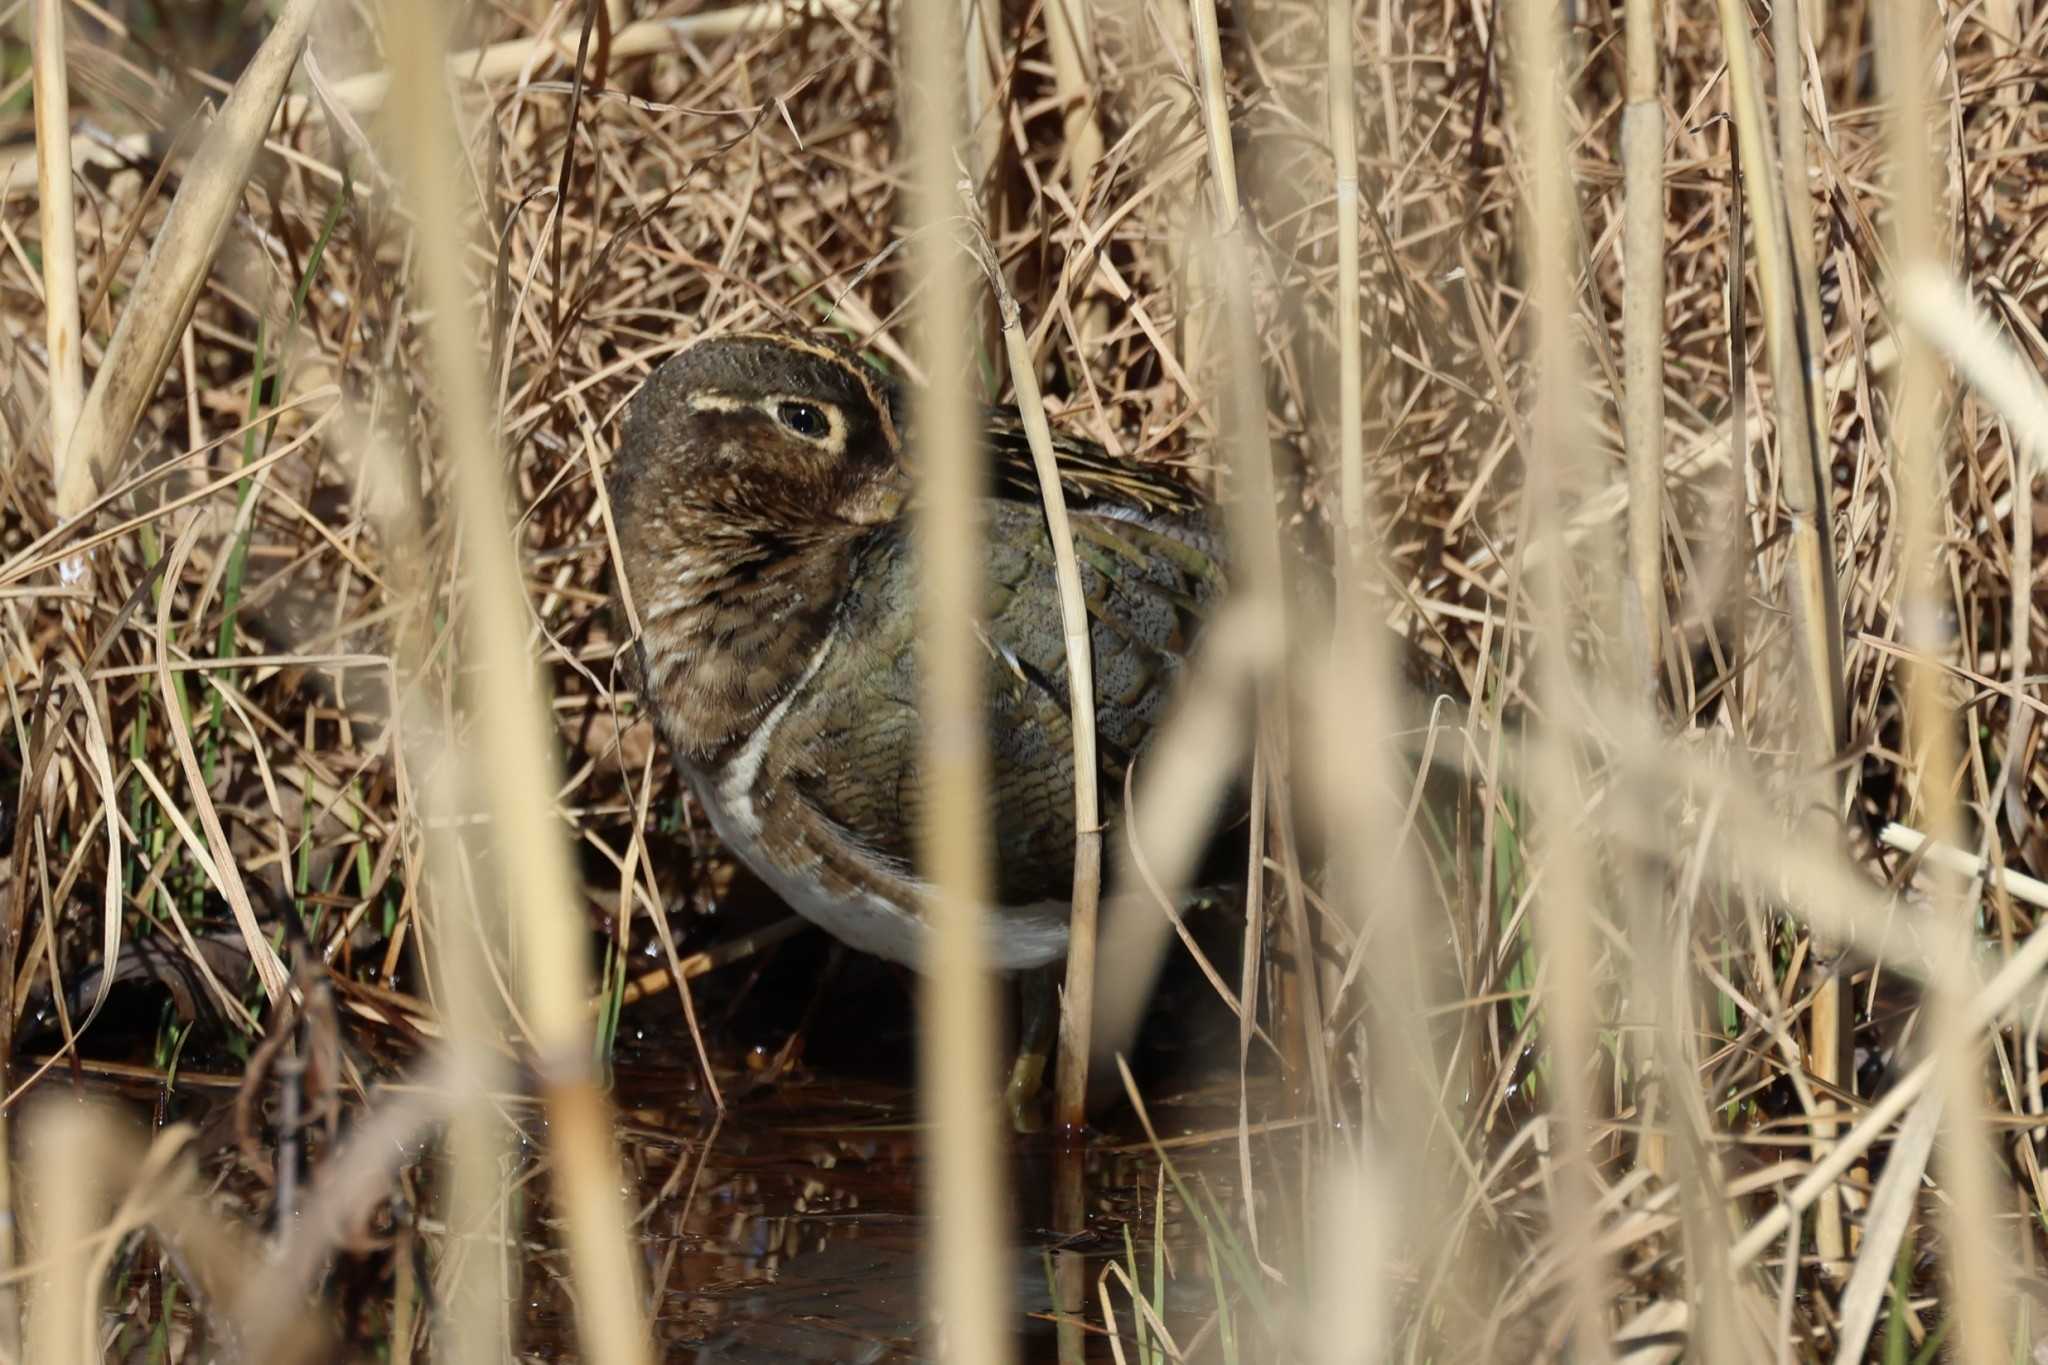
[776,401,830,439]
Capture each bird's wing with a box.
[783,499,1226,908]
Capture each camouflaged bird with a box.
[608,330,1225,971]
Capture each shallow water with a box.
[39,924,1266,1360]
[594,1067,1252,1361]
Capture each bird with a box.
[607,329,1228,981]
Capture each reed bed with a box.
[2,0,2047,1359]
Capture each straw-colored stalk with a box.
[1089,602,1267,1068]
[1765,0,1854,1279]
[1182,0,1330,1120]
[979,257,1098,1365]
[1709,0,1842,748]
[1901,277,2048,477]
[431,779,518,1365]
[307,2,865,117]
[1617,0,1671,1206]
[377,4,649,1362]
[0,11,84,1235]
[26,1104,119,1364]
[963,0,1005,186]
[1902,272,2045,885]
[1511,0,1611,1350]
[1187,0,1243,228]
[985,291,1102,1136]
[1878,2,2006,1356]
[1045,0,1103,193]
[54,0,323,523]
[1619,0,1663,689]
[353,405,516,1364]
[1044,0,1108,344]
[1315,0,1441,1294]
[1328,0,1364,555]
[905,0,1010,1359]
[1712,0,1851,1279]
[31,0,84,478]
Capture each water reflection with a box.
[604,1071,1245,1362]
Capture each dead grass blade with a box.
[54,0,324,523]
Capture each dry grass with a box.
[2,0,2048,1359]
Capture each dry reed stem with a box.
[1712,0,1853,1282]
[1619,0,1664,685]
[1879,2,2006,1356]
[30,0,84,480]
[10,1,2047,1355]
[1184,0,1323,1121]
[962,0,1005,184]
[1091,605,1264,1069]
[1616,0,1672,1244]
[1710,0,1843,750]
[53,0,323,522]
[1903,270,2048,477]
[980,217,1090,1356]
[353,401,517,1363]
[1044,0,1107,345]
[905,0,1010,1359]
[1882,824,2048,911]
[309,2,863,116]
[1512,0,1611,1353]
[1831,1089,1943,1361]
[1328,0,1363,554]
[1902,272,2045,897]
[25,1102,119,1365]
[377,4,649,1362]
[1765,3,1852,1283]
[983,274,1103,1135]
[1313,0,1445,1309]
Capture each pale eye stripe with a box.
[725,330,900,456]
[684,393,751,414]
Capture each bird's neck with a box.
[625,511,866,761]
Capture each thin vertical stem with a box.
[1877,2,2005,1359]
[1329,0,1364,559]
[906,0,1010,1358]
[1184,0,1321,1122]
[32,0,84,479]
[1620,0,1664,689]
[379,4,650,1361]
[984,301,1103,1139]
[1768,0,1851,1281]
[1512,0,1611,1354]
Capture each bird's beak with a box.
[842,469,909,526]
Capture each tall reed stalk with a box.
[905,0,1011,1359]
[1620,0,1664,689]
[31,0,83,482]
[1877,2,2005,1358]
[377,4,650,1361]
[1511,0,1611,1354]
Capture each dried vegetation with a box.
[0,0,2046,1359]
